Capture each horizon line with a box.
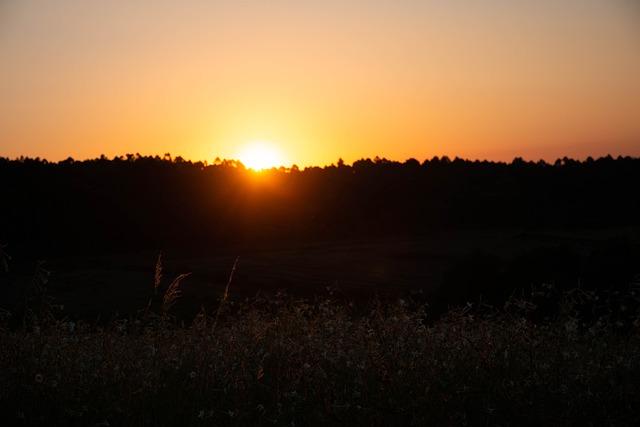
[2,152,639,169]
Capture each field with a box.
[2,227,640,425]
[2,271,640,426]
[35,227,638,322]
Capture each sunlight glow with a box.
[1,2,639,164]
[237,141,285,171]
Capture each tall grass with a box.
[1,260,639,426]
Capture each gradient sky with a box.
[1,0,639,167]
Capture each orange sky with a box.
[1,0,639,167]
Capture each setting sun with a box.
[237,141,285,171]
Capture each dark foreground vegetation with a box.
[1,257,640,426]
[1,154,639,425]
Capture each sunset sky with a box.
[1,0,639,167]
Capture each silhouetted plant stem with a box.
[212,256,239,333]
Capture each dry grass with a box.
[1,261,639,426]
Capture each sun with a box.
[237,141,285,171]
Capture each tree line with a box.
[1,153,639,260]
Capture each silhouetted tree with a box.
[0,154,638,262]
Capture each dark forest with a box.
[2,154,638,260]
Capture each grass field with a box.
[2,242,640,426]
[27,227,638,322]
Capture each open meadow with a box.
[38,227,640,321]
[2,227,640,425]
[2,262,640,426]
